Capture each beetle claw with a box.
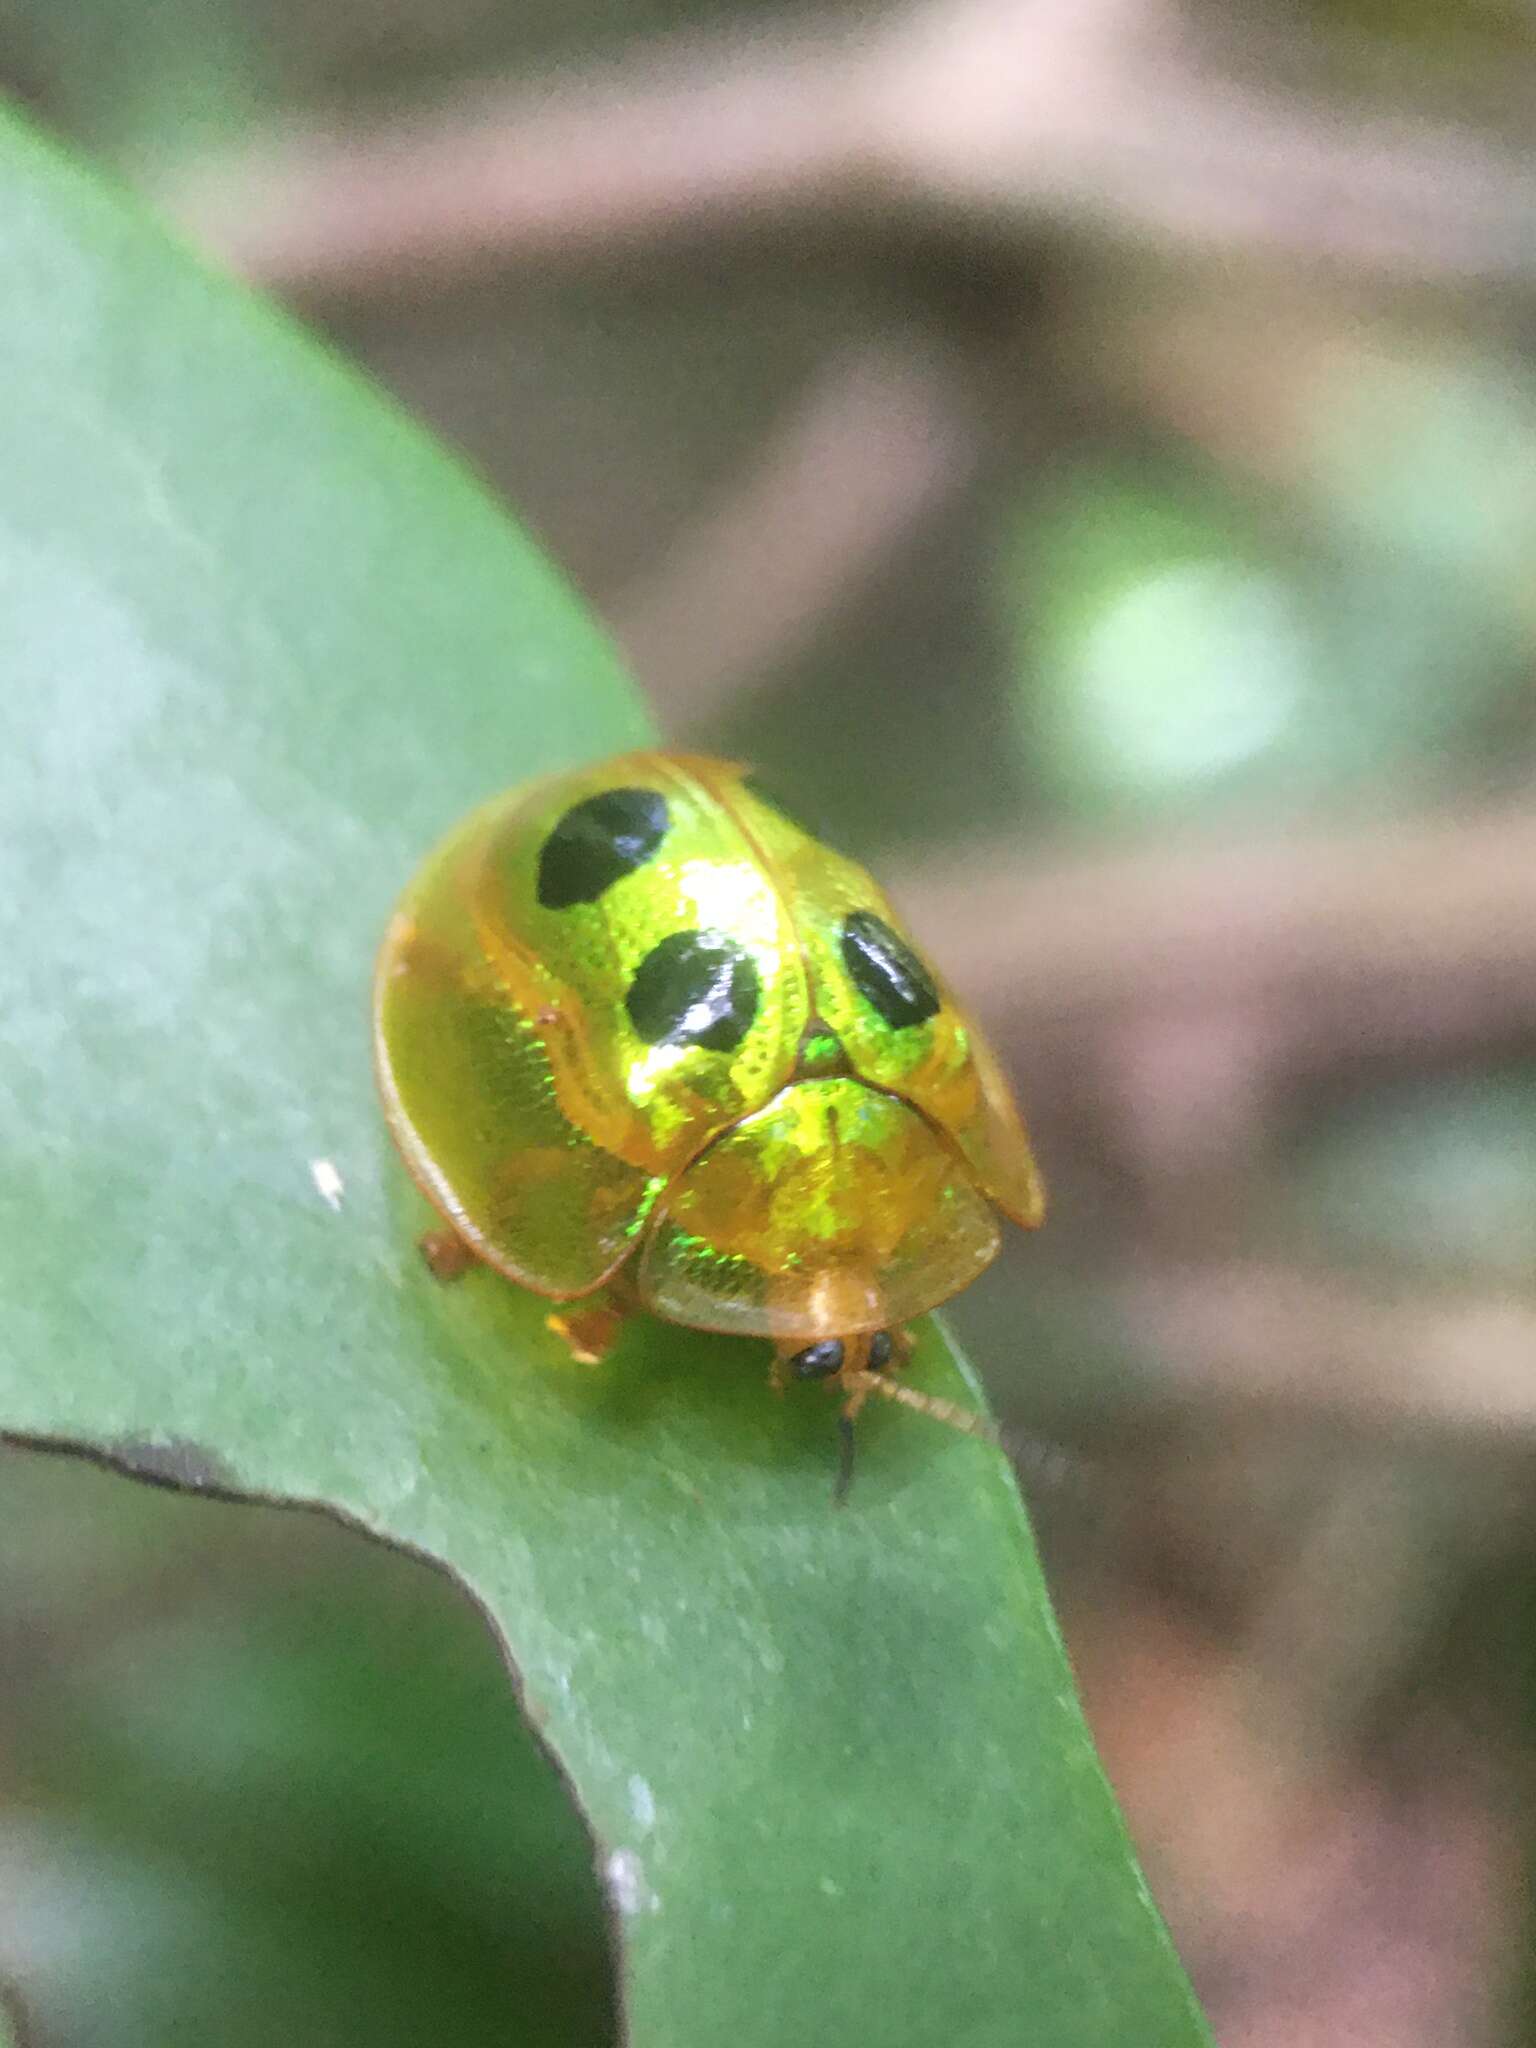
[546,1303,627,1365]
[419,1228,478,1283]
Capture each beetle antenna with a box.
[834,1412,857,1505]
[840,1370,998,1444]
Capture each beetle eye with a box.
[867,1331,894,1371]
[790,1339,845,1380]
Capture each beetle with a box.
[374,751,1043,1491]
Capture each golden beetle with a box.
[374,752,1043,1484]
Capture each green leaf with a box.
[0,1447,612,2048]
[0,106,1210,2047]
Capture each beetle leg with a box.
[419,1227,478,1282]
[882,1326,916,1375]
[840,1374,875,1428]
[546,1298,629,1365]
[547,1262,644,1364]
[840,1368,997,1444]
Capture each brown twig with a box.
[163,0,1536,297]
[613,337,984,727]
[1122,1258,1536,1436]
[164,26,868,292]
[881,0,1536,284]
[894,803,1536,1072]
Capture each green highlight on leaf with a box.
[0,104,1212,2048]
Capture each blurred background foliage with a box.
[3,0,1536,2041]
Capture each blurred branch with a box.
[897,803,1536,1074]
[165,0,1536,296]
[163,27,866,292]
[612,337,982,725]
[1124,1259,1536,1437]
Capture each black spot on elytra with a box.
[537,786,669,910]
[840,910,940,1030]
[625,930,760,1052]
